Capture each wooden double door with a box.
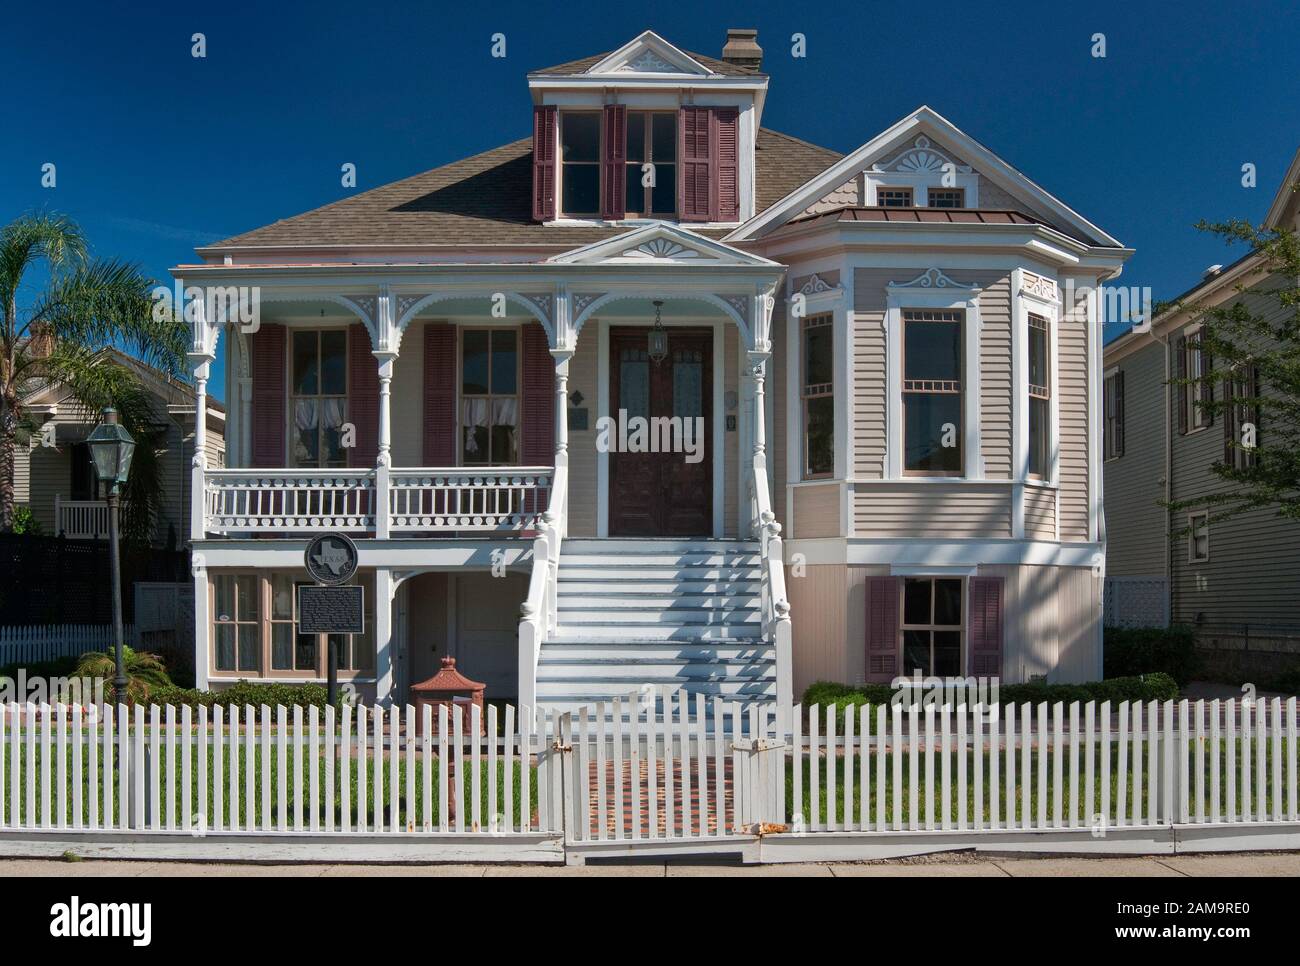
[609,328,713,536]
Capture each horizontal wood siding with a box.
[1058,285,1091,542]
[793,483,840,538]
[854,483,1012,538]
[852,268,891,479]
[1102,338,1167,576]
[566,324,599,538]
[974,271,1012,478]
[1024,484,1057,540]
[771,301,788,530]
[725,325,739,538]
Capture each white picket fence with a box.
[1,695,1297,858]
[0,625,135,667]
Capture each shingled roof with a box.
[532,49,762,78]
[203,129,841,252]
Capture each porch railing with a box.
[750,462,793,733]
[54,496,108,540]
[201,467,553,537]
[517,462,567,711]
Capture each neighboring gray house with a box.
[14,347,226,547]
[1103,147,1300,645]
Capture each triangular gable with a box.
[549,222,780,266]
[728,106,1123,248]
[586,31,715,76]
[1264,145,1300,231]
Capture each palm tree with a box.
[1,212,187,539]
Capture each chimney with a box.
[721,28,762,70]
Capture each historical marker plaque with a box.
[298,584,365,635]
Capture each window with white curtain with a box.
[461,328,519,465]
[290,329,347,467]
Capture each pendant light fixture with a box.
[648,300,667,364]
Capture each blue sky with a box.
[3,0,1297,400]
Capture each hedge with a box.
[149,681,331,715]
[1103,624,1198,685]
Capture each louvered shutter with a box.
[601,104,626,221]
[1115,370,1125,457]
[713,107,739,221]
[250,323,286,467]
[678,106,712,222]
[864,577,900,683]
[347,324,378,466]
[520,321,554,466]
[423,323,457,465]
[968,576,1004,678]
[532,106,557,222]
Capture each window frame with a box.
[801,313,835,479]
[875,186,914,207]
[1103,369,1124,461]
[927,187,965,208]
[288,327,350,469]
[459,325,522,467]
[1185,325,1209,433]
[1187,511,1210,563]
[1027,313,1052,480]
[558,110,603,218]
[898,576,966,677]
[1225,364,1259,471]
[623,110,678,218]
[901,308,965,478]
[211,571,376,681]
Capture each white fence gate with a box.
[0,625,136,668]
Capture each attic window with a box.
[625,112,677,216]
[561,113,601,216]
[876,187,914,207]
[927,188,965,208]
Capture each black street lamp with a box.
[86,407,136,698]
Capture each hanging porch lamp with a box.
[648,300,668,364]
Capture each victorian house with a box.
[179,29,1130,720]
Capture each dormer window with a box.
[560,112,601,217]
[876,187,914,207]
[625,111,677,216]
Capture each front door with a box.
[609,328,712,536]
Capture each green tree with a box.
[1168,215,1300,522]
[0,212,187,538]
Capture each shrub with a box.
[74,647,171,703]
[1104,625,1198,685]
[150,681,331,716]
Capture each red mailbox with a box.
[411,657,486,734]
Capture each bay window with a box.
[291,329,347,467]
[461,328,519,465]
[802,313,834,477]
[902,309,964,475]
[1027,313,1051,478]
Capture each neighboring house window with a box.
[290,329,347,467]
[461,328,519,465]
[1104,370,1125,460]
[70,441,95,500]
[1188,512,1210,563]
[902,309,963,475]
[625,111,677,217]
[802,314,834,477]
[1179,328,1212,433]
[1224,364,1260,471]
[928,188,965,208]
[214,572,375,677]
[876,187,914,207]
[1027,313,1051,478]
[901,577,963,676]
[560,112,601,216]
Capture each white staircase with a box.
[535,539,777,719]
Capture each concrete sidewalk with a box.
[3,851,1297,876]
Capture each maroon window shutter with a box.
[713,107,739,221]
[864,577,900,683]
[968,576,1004,678]
[520,321,554,466]
[678,106,712,222]
[250,323,286,467]
[347,324,378,466]
[1200,343,1214,426]
[532,106,557,222]
[423,323,457,465]
[1176,335,1188,435]
[1115,370,1125,457]
[601,104,627,220]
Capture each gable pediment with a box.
[550,223,778,267]
[587,31,714,76]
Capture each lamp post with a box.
[86,408,136,697]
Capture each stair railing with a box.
[518,461,567,711]
[750,461,793,735]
